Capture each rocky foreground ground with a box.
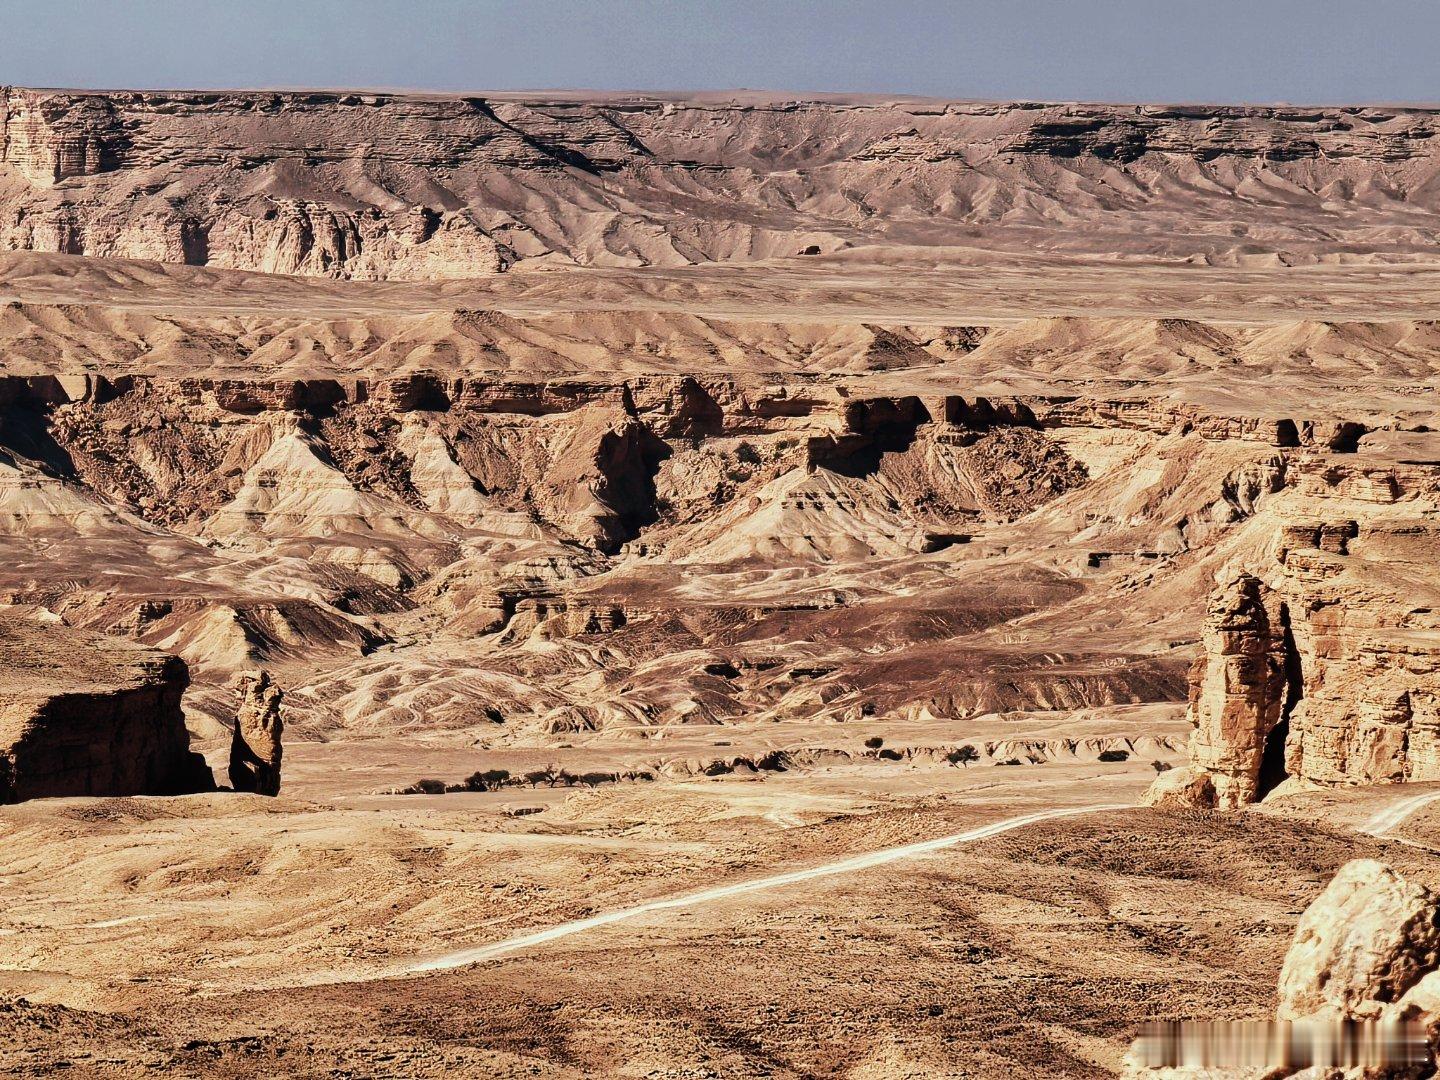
[1,89,1440,1077]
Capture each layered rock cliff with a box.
[4,88,1440,276]
[1150,505,1440,806]
[0,613,213,801]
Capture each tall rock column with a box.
[1186,573,1288,809]
[228,670,284,796]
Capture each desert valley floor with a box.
[3,89,1440,1078]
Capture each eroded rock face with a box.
[1155,508,1440,805]
[1278,859,1440,1023]
[5,89,1440,276]
[1276,521,1440,791]
[228,670,283,796]
[0,614,213,801]
[1181,573,1290,809]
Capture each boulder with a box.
[1140,766,1216,809]
[1278,859,1440,1022]
[1126,860,1440,1077]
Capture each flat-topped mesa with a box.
[0,613,213,802]
[4,88,1440,276]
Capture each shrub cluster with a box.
[399,765,654,795]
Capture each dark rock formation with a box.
[0,614,213,802]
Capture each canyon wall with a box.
[3,89,1440,276]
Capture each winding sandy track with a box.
[1360,789,1440,837]
[394,802,1132,976]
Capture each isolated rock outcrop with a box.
[0,614,213,802]
[1153,573,1290,810]
[228,670,284,796]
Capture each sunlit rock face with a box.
[6,88,1440,277]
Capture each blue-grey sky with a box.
[2,0,1437,105]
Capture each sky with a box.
[1,0,1437,106]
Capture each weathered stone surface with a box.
[1140,766,1216,809]
[1274,518,1440,794]
[1278,859,1440,1022]
[228,670,284,797]
[1184,573,1289,809]
[1169,512,1440,803]
[0,614,213,801]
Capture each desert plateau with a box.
[3,84,1440,1078]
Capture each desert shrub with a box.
[877,748,903,761]
[1098,749,1130,763]
[994,758,1023,767]
[1151,760,1173,774]
[864,736,884,750]
[460,768,513,792]
[578,771,613,788]
[945,745,980,768]
[401,778,447,795]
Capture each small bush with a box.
[946,745,980,768]
[1151,760,1173,774]
[1098,749,1130,763]
[864,736,884,750]
[460,768,513,792]
[401,778,447,795]
[877,748,903,761]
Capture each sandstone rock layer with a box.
[0,613,212,801]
